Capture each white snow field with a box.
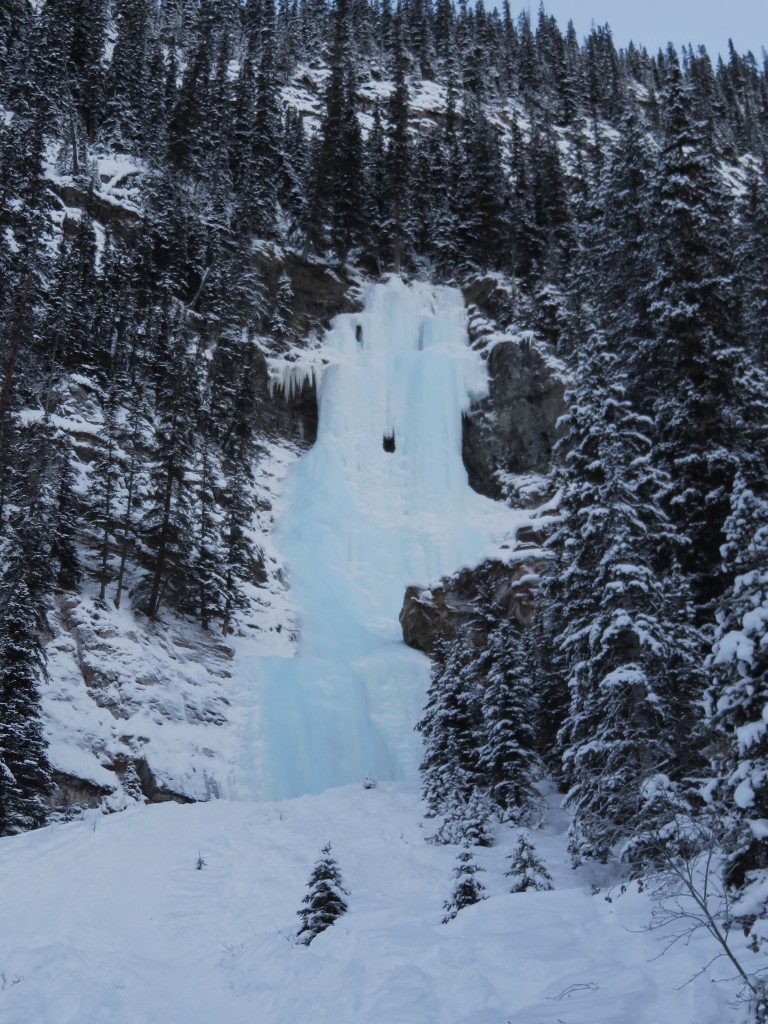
[3,279,751,1022]
[239,277,527,800]
[0,783,747,1024]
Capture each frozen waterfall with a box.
[245,277,517,800]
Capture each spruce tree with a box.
[550,317,703,863]
[249,0,283,240]
[134,316,197,619]
[442,844,486,922]
[270,271,294,350]
[297,843,349,945]
[303,0,363,262]
[103,0,154,151]
[0,577,53,836]
[478,623,541,824]
[457,96,509,273]
[386,5,411,272]
[432,784,494,847]
[707,478,768,893]
[637,55,745,617]
[417,635,484,817]
[505,834,554,893]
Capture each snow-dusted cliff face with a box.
[241,278,523,800]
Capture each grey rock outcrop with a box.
[400,546,549,658]
[462,338,565,503]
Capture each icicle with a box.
[268,357,323,400]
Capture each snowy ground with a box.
[0,782,750,1024]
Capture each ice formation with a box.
[248,277,517,800]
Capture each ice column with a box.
[251,277,512,799]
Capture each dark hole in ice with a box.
[355,324,363,345]
[383,433,396,453]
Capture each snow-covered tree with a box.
[505,834,553,893]
[297,843,349,945]
[478,623,541,823]
[432,785,494,847]
[0,578,52,836]
[635,55,747,616]
[442,844,486,922]
[708,478,768,896]
[549,318,703,863]
[418,636,484,817]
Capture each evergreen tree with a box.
[457,96,509,273]
[417,635,484,816]
[478,623,541,823]
[707,478,768,893]
[270,271,295,349]
[133,316,197,618]
[0,577,53,836]
[505,834,554,892]
[249,0,283,240]
[735,163,768,369]
[89,384,122,604]
[103,0,155,150]
[194,418,226,631]
[432,784,494,847]
[386,5,411,272]
[297,843,349,945]
[303,0,363,262]
[219,466,257,635]
[442,844,486,922]
[636,55,747,617]
[550,318,703,863]
[362,101,390,272]
[113,377,148,611]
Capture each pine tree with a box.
[133,315,197,618]
[386,5,411,273]
[636,54,746,617]
[270,271,294,350]
[735,163,768,370]
[442,844,486,922]
[103,0,154,150]
[219,466,257,635]
[457,96,509,273]
[113,378,148,611]
[89,383,122,604]
[363,101,392,273]
[249,0,283,240]
[417,635,485,816]
[194,419,226,631]
[304,0,363,262]
[550,317,703,863]
[297,843,349,945]
[0,577,53,836]
[505,834,553,892]
[478,623,541,823]
[707,478,768,893]
[432,784,494,847]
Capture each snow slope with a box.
[239,278,528,800]
[0,783,749,1024]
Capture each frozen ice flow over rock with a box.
[251,277,516,800]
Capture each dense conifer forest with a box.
[1,0,767,969]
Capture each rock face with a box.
[400,546,549,658]
[462,338,566,502]
[254,257,362,451]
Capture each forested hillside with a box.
[1,0,768,987]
